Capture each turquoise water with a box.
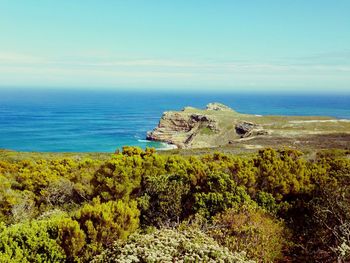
[0,89,349,152]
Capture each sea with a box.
[0,88,349,152]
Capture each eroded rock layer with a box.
[147,103,265,148]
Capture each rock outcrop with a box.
[146,111,219,148]
[235,121,265,138]
[206,102,234,112]
[147,102,350,150]
[147,103,266,148]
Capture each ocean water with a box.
[0,89,349,152]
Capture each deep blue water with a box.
[0,89,349,152]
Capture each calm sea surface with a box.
[0,89,349,152]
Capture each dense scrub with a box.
[93,228,254,263]
[0,147,349,262]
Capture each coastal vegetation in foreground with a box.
[0,147,349,262]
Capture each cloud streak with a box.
[0,52,349,91]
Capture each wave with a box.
[156,142,178,150]
[137,139,151,143]
[137,139,177,150]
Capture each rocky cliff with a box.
[147,103,266,148]
[147,102,350,149]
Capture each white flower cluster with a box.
[93,228,255,263]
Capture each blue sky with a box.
[0,0,349,93]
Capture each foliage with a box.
[92,149,143,202]
[139,173,190,226]
[56,216,86,262]
[0,218,66,263]
[254,148,310,201]
[74,198,140,260]
[0,147,349,262]
[93,228,255,263]
[296,183,350,262]
[193,172,251,218]
[209,203,291,262]
[255,191,285,215]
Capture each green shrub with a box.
[139,173,190,226]
[56,217,86,262]
[193,172,251,218]
[210,204,291,262]
[91,152,143,202]
[0,218,66,263]
[74,198,140,260]
[255,191,285,215]
[93,228,255,263]
[0,147,349,262]
[254,148,310,201]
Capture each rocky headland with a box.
[147,102,350,150]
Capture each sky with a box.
[0,0,349,93]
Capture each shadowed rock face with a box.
[235,122,260,138]
[146,110,219,148]
[146,102,350,149]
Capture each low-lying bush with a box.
[93,228,255,263]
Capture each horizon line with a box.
[0,85,349,96]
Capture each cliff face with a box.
[147,102,350,149]
[147,112,219,148]
[147,103,264,148]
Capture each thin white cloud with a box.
[0,52,44,64]
[0,52,349,91]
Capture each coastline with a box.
[1,92,349,152]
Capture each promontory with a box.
[147,102,350,150]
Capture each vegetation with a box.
[210,204,290,262]
[93,228,254,263]
[0,147,349,262]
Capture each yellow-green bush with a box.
[56,217,86,262]
[0,147,349,262]
[210,204,290,262]
[74,198,140,260]
[0,218,66,263]
[193,171,251,218]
